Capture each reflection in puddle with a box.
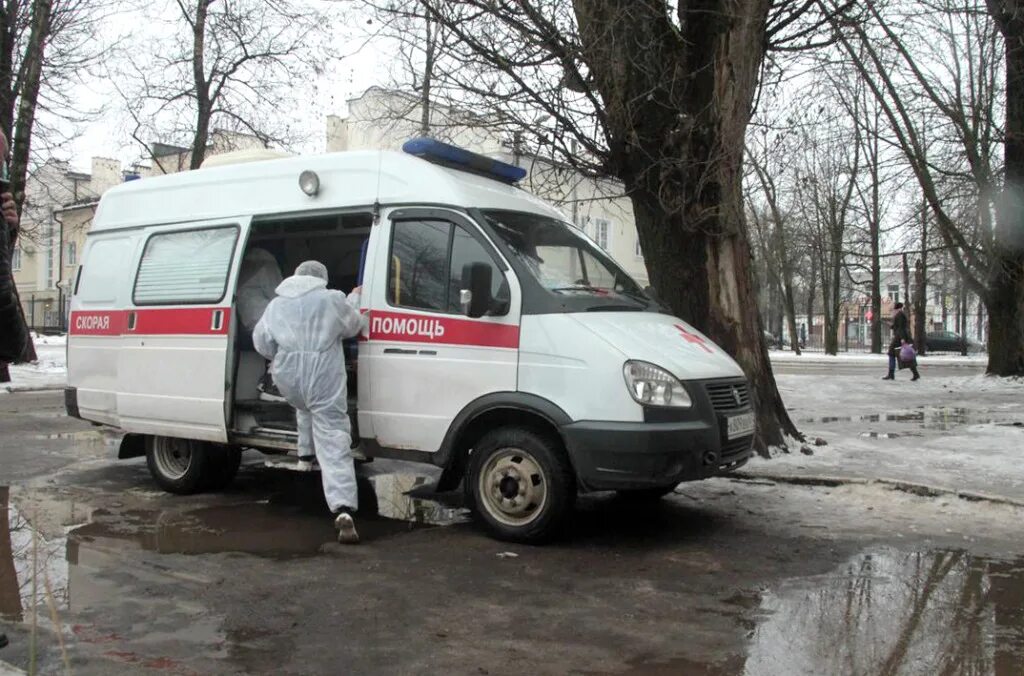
[0,486,70,623]
[804,407,1023,431]
[0,471,465,622]
[746,549,1024,675]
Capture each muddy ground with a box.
[2,390,1024,675]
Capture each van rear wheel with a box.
[146,436,213,495]
[467,427,575,544]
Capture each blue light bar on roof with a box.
[402,137,527,185]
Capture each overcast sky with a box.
[57,1,390,173]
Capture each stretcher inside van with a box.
[65,138,755,542]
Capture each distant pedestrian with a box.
[883,302,920,381]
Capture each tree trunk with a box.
[868,124,883,354]
[0,1,19,140]
[914,211,928,356]
[782,274,800,355]
[10,0,50,211]
[986,0,1024,376]
[806,255,816,348]
[4,0,46,365]
[190,0,211,170]
[419,6,434,136]
[574,0,800,448]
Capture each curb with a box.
[1,386,65,394]
[732,470,1024,509]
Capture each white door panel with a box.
[366,208,521,454]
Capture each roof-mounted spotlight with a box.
[299,170,320,196]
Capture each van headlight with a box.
[623,361,692,408]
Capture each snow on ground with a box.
[2,334,67,393]
[746,369,1024,504]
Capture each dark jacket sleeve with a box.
[892,311,912,343]
[0,221,28,363]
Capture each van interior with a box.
[229,210,372,453]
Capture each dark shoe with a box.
[334,511,360,544]
[882,374,894,380]
[257,372,286,402]
[0,632,7,649]
[912,373,920,381]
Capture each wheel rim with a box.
[477,447,548,527]
[153,438,193,480]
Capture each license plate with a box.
[726,411,755,440]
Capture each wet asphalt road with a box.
[2,390,1024,675]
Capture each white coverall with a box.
[237,248,283,330]
[253,262,364,512]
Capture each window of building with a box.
[134,226,238,305]
[887,284,900,301]
[11,246,20,271]
[66,241,77,266]
[388,218,506,315]
[592,218,610,251]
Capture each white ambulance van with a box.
[66,138,755,542]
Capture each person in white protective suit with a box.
[237,248,284,400]
[253,260,364,544]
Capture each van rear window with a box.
[133,226,238,305]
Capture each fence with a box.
[775,313,988,353]
[20,294,69,334]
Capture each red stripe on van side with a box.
[132,308,231,335]
[69,310,126,336]
[368,310,519,349]
[69,308,231,336]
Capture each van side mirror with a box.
[461,262,493,318]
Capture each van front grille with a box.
[705,381,751,412]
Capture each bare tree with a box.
[360,0,858,448]
[120,0,341,170]
[824,0,1024,376]
[748,128,803,355]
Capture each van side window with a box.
[388,220,451,312]
[78,238,133,305]
[134,227,238,305]
[389,219,507,315]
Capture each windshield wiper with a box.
[585,304,644,312]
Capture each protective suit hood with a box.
[275,275,327,298]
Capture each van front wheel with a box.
[146,436,213,495]
[468,427,575,544]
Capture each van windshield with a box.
[479,209,649,308]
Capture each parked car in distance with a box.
[924,331,985,353]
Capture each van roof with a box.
[90,150,567,233]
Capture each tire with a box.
[145,436,214,495]
[467,427,576,544]
[615,484,678,502]
[205,445,242,491]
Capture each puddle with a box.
[744,548,1024,674]
[0,472,467,622]
[804,407,1022,431]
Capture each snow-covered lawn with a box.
[2,334,67,393]
[746,370,1024,504]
